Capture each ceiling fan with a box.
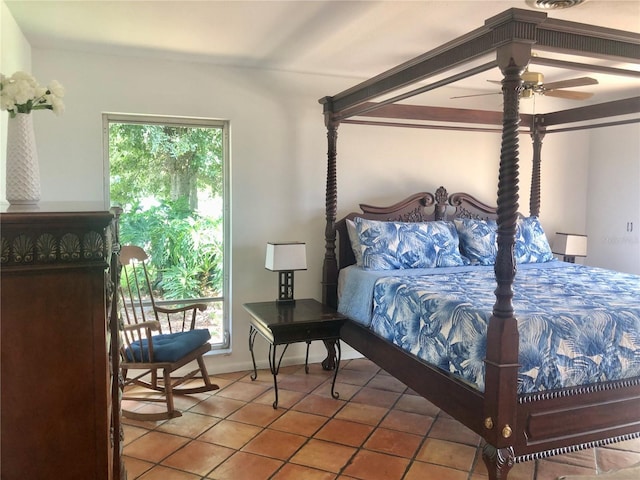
[451,69,599,100]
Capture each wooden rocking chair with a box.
[118,245,219,421]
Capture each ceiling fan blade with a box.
[450,92,501,99]
[542,77,598,90]
[543,89,594,100]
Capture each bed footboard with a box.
[514,379,640,460]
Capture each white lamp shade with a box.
[553,233,588,257]
[265,242,307,271]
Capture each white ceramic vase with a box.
[6,112,41,205]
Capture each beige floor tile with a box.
[271,463,337,480]
[596,446,640,473]
[215,380,270,402]
[427,416,481,446]
[415,438,477,472]
[270,409,329,437]
[404,460,468,480]
[394,393,441,416]
[198,419,262,449]
[171,390,213,411]
[342,449,410,480]
[276,372,329,393]
[536,459,596,479]
[241,428,307,460]
[605,437,640,453]
[363,427,423,458]
[290,439,356,473]
[212,370,251,381]
[253,387,306,409]
[335,402,388,426]
[237,368,274,387]
[313,380,362,401]
[122,456,154,479]
[335,368,378,386]
[366,374,408,393]
[137,465,202,479]
[350,386,402,409]
[124,431,190,463]
[314,418,375,447]
[161,440,234,476]
[124,400,175,419]
[123,425,152,446]
[547,448,596,470]
[156,411,219,438]
[342,358,381,373]
[292,393,347,417]
[379,409,435,436]
[505,461,536,480]
[197,375,235,390]
[208,451,283,480]
[226,402,285,427]
[469,474,489,480]
[189,395,246,418]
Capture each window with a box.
[103,113,230,350]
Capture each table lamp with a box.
[552,232,587,263]
[265,242,307,304]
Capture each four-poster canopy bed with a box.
[318,8,640,480]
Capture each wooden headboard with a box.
[333,186,500,272]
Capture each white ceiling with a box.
[5,0,640,108]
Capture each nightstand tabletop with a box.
[243,298,344,327]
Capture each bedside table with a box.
[243,298,346,408]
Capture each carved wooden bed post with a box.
[319,97,341,371]
[320,97,340,309]
[529,116,545,217]
[482,43,530,480]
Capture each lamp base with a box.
[563,255,576,263]
[276,298,296,305]
[277,271,296,303]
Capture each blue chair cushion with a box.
[125,329,211,363]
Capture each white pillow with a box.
[346,218,364,266]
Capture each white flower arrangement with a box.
[0,71,65,118]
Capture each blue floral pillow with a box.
[453,218,498,265]
[454,216,554,265]
[354,218,468,270]
[515,216,554,264]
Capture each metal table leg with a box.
[330,340,341,400]
[268,343,289,409]
[249,325,258,381]
[304,340,311,373]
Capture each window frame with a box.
[102,113,232,351]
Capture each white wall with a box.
[3,5,593,374]
[0,1,32,202]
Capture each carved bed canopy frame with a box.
[321,7,639,307]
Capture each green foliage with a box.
[109,123,223,210]
[119,198,223,300]
[110,122,224,301]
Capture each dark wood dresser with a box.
[0,203,124,480]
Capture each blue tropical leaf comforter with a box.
[340,263,640,394]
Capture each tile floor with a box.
[122,358,640,480]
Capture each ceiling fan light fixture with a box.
[521,89,535,99]
[522,71,544,86]
[525,0,587,9]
